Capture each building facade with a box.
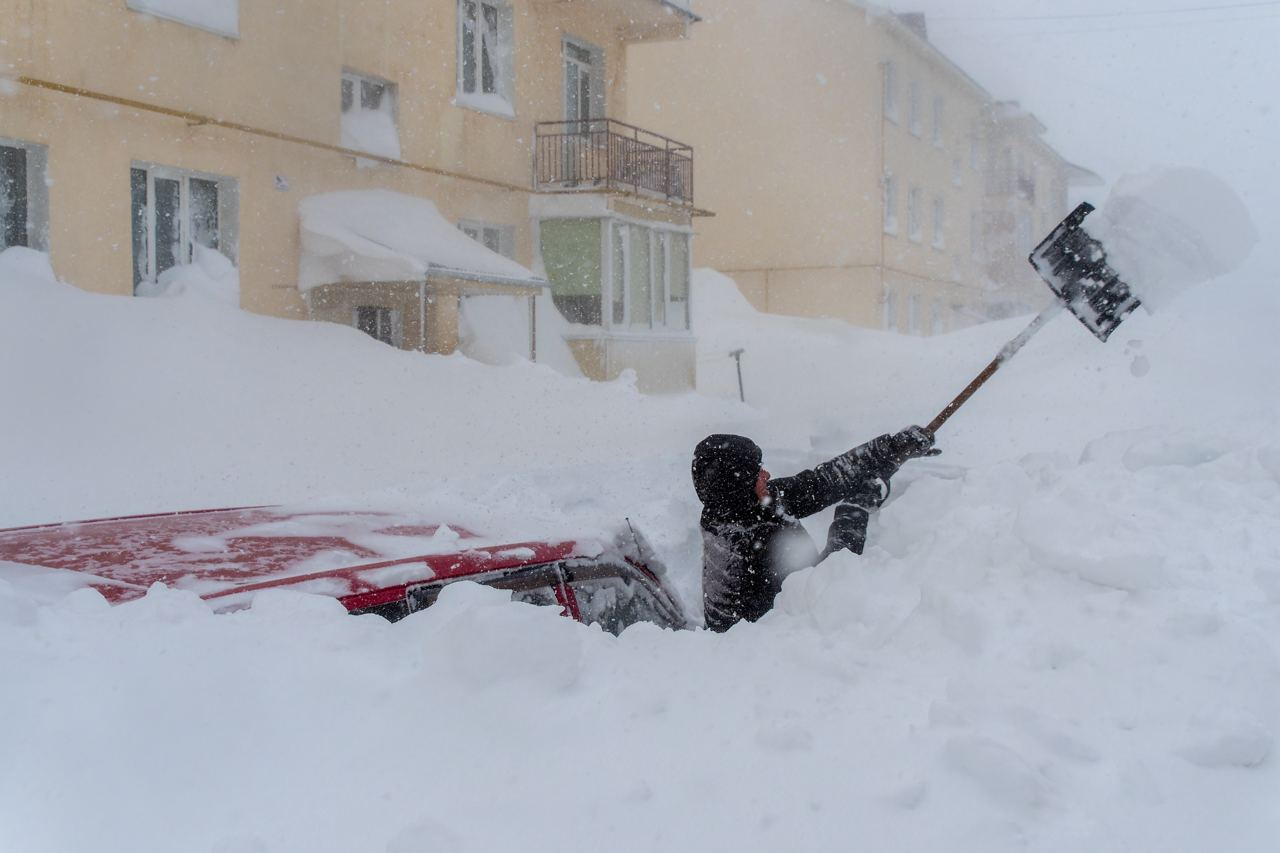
[0,0,703,391]
[625,0,1094,334]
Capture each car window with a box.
[511,585,559,608]
[569,574,676,634]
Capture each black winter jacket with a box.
[694,435,905,632]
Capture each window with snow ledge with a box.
[341,72,400,161]
[126,0,238,38]
[459,220,515,259]
[130,163,238,293]
[882,173,898,236]
[0,137,49,252]
[456,0,515,118]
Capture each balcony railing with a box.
[534,119,694,206]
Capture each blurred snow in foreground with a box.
[2,245,1279,852]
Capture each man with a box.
[691,427,938,632]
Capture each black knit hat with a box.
[691,434,763,506]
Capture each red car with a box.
[0,506,690,632]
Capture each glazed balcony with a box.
[534,119,695,207]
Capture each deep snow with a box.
[2,242,1279,852]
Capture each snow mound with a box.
[135,245,241,306]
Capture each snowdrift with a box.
[3,247,1280,852]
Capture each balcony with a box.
[534,119,694,207]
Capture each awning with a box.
[298,190,547,292]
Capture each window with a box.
[969,137,983,172]
[0,138,49,252]
[541,218,603,325]
[563,37,605,125]
[907,186,922,243]
[932,196,945,249]
[459,220,514,259]
[130,164,236,292]
[932,96,944,146]
[541,218,689,332]
[882,173,898,235]
[908,81,921,136]
[908,294,920,334]
[341,71,399,159]
[354,306,402,347]
[883,289,897,331]
[882,61,897,123]
[457,0,514,115]
[126,0,238,38]
[610,223,691,332]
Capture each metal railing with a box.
[534,118,694,205]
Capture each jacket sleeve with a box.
[769,435,899,519]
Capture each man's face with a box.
[755,467,770,502]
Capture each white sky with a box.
[885,0,1279,269]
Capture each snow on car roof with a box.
[0,506,604,608]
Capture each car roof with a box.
[0,506,607,608]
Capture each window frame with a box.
[456,0,515,116]
[340,70,400,158]
[882,172,898,236]
[882,61,897,124]
[606,221,692,334]
[908,81,921,137]
[130,162,238,293]
[907,185,923,243]
[352,305,403,348]
[931,195,945,250]
[931,96,944,147]
[0,137,50,252]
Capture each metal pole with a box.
[730,348,745,403]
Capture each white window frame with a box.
[931,196,945,250]
[459,220,515,259]
[882,61,897,124]
[456,0,515,116]
[562,35,606,124]
[126,0,239,38]
[907,186,922,243]
[0,136,50,252]
[882,173,898,236]
[605,220,691,334]
[353,305,403,348]
[130,162,237,292]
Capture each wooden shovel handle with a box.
[925,300,1065,435]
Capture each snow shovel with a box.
[924,202,1141,435]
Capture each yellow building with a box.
[0,0,704,391]
[626,1,1095,334]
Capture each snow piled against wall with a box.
[127,0,238,37]
[135,245,240,306]
[3,246,1280,852]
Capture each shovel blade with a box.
[1028,202,1141,342]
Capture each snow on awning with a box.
[298,190,546,292]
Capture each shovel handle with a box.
[926,300,1065,435]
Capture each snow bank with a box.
[135,245,240,306]
[298,190,541,291]
[340,104,402,161]
[3,251,1280,852]
[457,289,584,378]
[1086,167,1259,312]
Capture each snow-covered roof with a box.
[298,190,545,292]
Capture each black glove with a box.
[822,502,870,558]
[861,425,940,478]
